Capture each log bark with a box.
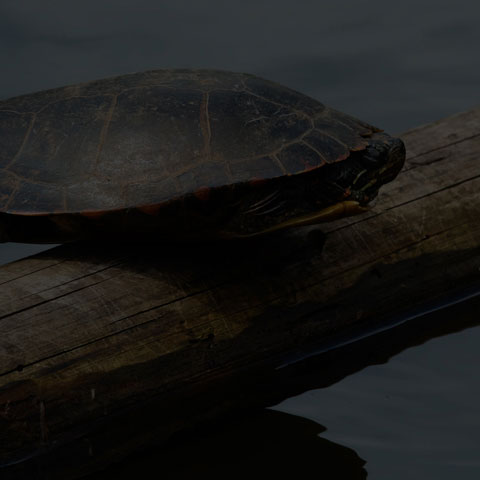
[1,106,480,478]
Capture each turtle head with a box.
[217,133,405,238]
[345,133,406,206]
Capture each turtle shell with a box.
[0,69,395,242]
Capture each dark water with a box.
[1,1,480,477]
[275,309,480,478]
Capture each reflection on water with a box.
[88,409,366,480]
[274,296,480,479]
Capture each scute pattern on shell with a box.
[0,69,378,214]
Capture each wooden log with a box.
[1,106,480,477]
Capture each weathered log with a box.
[1,106,480,478]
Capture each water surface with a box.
[275,301,480,478]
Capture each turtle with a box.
[0,69,405,244]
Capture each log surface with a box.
[1,106,480,477]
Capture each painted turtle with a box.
[0,69,405,243]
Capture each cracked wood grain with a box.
[200,92,212,160]
[1,106,480,478]
[94,95,117,171]
[5,113,36,170]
